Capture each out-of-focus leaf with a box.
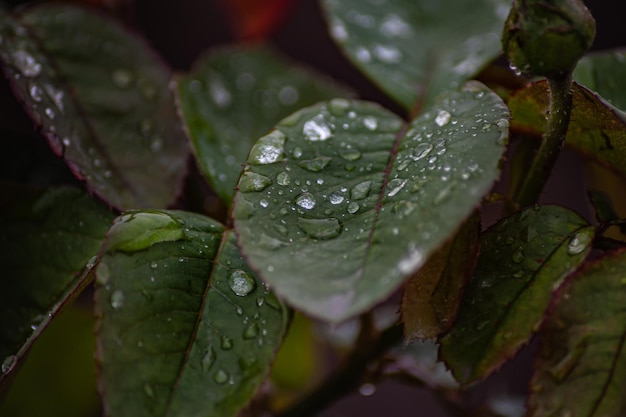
[0,185,114,387]
[96,210,289,417]
[440,206,594,385]
[527,249,626,417]
[0,304,99,417]
[401,212,479,341]
[233,82,509,323]
[508,81,626,178]
[0,5,188,210]
[588,189,620,224]
[574,48,626,111]
[322,0,510,110]
[218,0,298,40]
[177,45,351,205]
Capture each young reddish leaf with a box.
[528,249,626,417]
[96,211,289,417]
[176,45,352,205]
[0,186,114,388]
[0,5,188,210]
[233,82,509,323]
[322,0,509,110]
[440,206,594,385]
[218,0,298,40]
[509,81,626,178]
[401,212,479,341]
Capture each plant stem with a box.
[275,323,403,417]
[513,74,574,208]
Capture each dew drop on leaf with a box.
[298,156,332,172]
[239,172,272,192]
[386,178,407,197]
[29,84,43,102]
[1,355,16,374]
[277,172,290,186]
[295,192,316,210]
[435,110,452,127]
[363,116,378,130]
[329,98,350,116]
[347,202,360,214]
[202,347,216,371]
[567,231,591,255]
[213,369,229,384]
[228,270,256,296]
[351,181,372,200]
[248,130,286,165]
[243,323,259,339]
[329,191,345,205]
[110,290,124,309]
[220,336,234,350]
[340,149,362,161]
[512,247,524,264]
[111,68,133,88]
[412,143,434,161]
[298,217,342,240]
[12,50,41,77]
[303,114,332,141]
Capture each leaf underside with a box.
[96,210,288,417]
[440,205,593,385]
[0,5,188,209]
[233,82,509,323]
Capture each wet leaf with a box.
[508,81,626,178]
[0,5,188,210]
[233,82,509,323]
[177,45,351,205]
[0,186,114,386]
[574,48,626,111]
[96,210,289,417]
[440,206,594,385]
[322,0,509,110]
[401,212,479,341]
[528,249,626,417]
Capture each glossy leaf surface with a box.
[0,186,114,385]
[401,212,479,341]
[322,0,509,110]
[509,81,626,178]
[528,249,626,417]
[233,82,509,323]
[440,206,594,384]
[0,5,188,209]
[96,210,288,417]
[177,45,350,204]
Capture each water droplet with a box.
[277,172,290,186]
[292,147,303,158]
[214,369,229,384]
[359,383,376,396]
[355,46,372,63]
[512,247,524,264]
[249,130,286,165]
[347,202,360,214]
[380,13,412,37]
[144,383,154,398]
[567,231,591,255]
[243,323,259,339]
[296,192,316,210]
[398,245,423,274]
[228,270,256,296]
[256,296,265,307]
[29,84,43,102]
[303,114,332,141]
[412,143,433,161]
[363,116,378,130]
[111,68,133,88]
[435,110,452,127]
[340,149,362,161]
[44,107,55,119]
[373,44,401,63]
[279,86,299,105]
[386,178,407,197]
[12,50,41,77]
[239,172,272,192]
[329,98,350,116]
[329,191,345,205]
[259,199,269,208]
[110,290,124,309]
[150,261,158,269]
[202,347,216,371]
[220,336,234,350]
[298,217,342,239]
[299,156,332,172]
[209,79,232,107]
[351,181,372,200]
[1,355,16,374]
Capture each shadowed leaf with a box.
[96,210,289,417]
[574,48,626,111]
[0,185,114,387]
[322,0,509,110]
[177,45,351,205]
[440,205,593,385]
[528,249,626,417]
[233,82,509,323]
[0,5,188,209]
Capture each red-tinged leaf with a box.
[401,212,479,341]
[218,0,298,40]
[528,249,626,417]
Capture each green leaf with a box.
[401,212,479,341]
[96,210,289,417]
[574,48,626,111]
[176,45,351,205]
[322,0,509,110]
[508,81,626,178]
[0,5,188,209]
[440,205,594,385]
[0,185,114,386]
[527,250,626,417]
[233,82,509,323]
